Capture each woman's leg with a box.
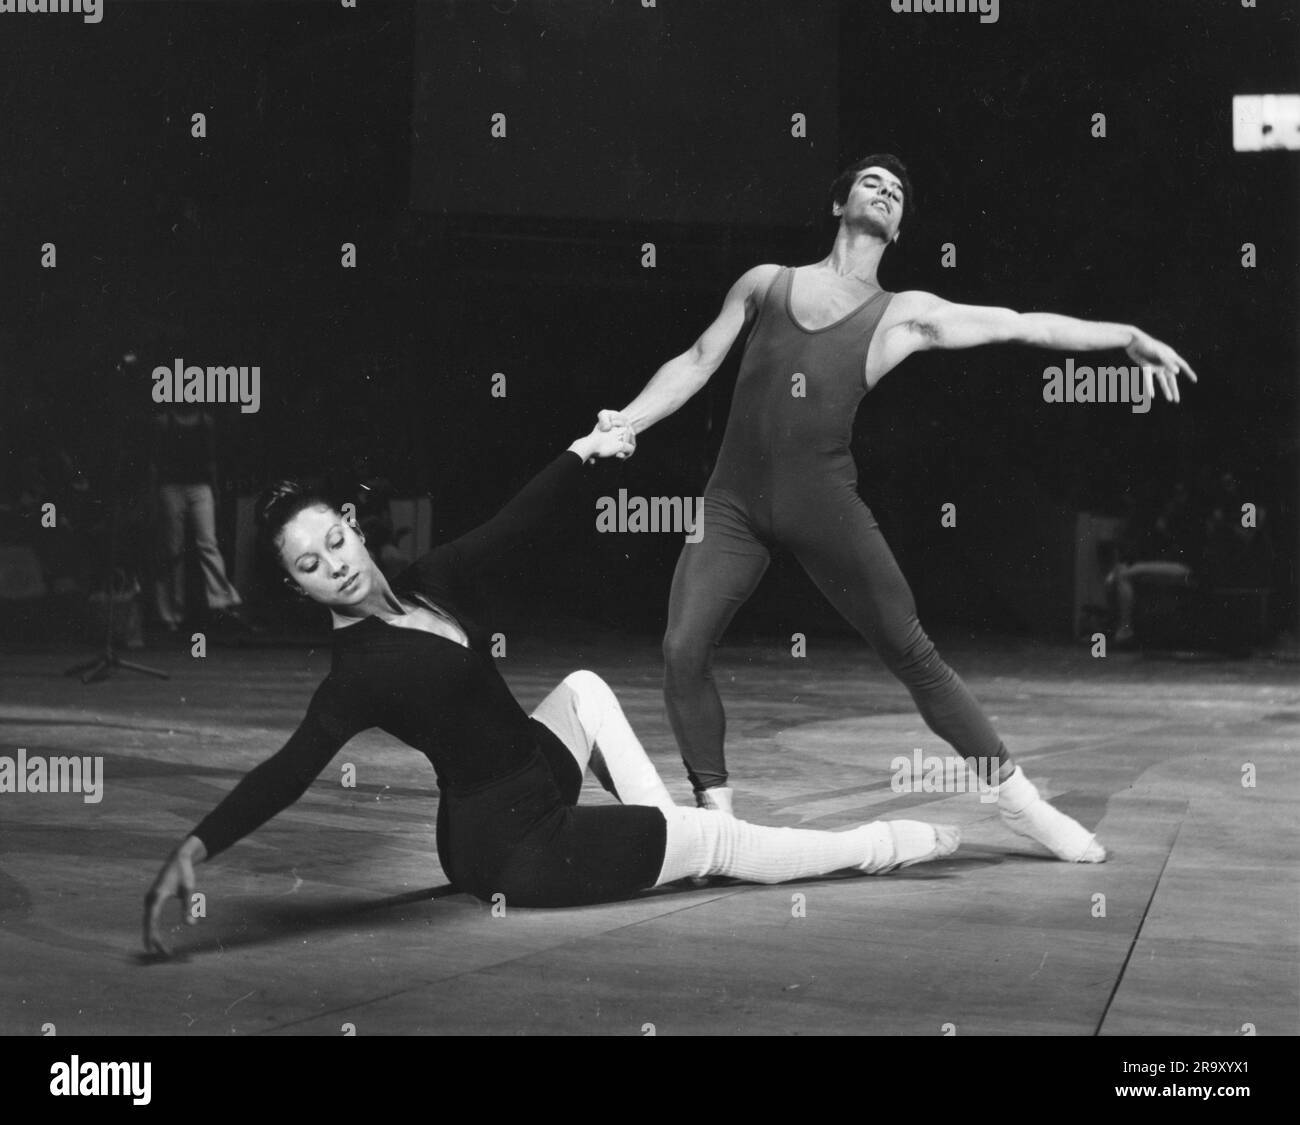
[473,796,960,907]
[653,807,959,886]
[530,671,677,813]
[451,741,960,907]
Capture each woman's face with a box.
[278,504,376,608]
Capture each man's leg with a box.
[662,493,771,808]
[788,498,1104,863]
[530,671,677,812]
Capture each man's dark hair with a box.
[828,153,915,232]
[255,479,339,569]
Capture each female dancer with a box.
[143,422,958,953]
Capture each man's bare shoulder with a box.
[736,262,783,292]
[884,289,943,313]
[724,263,781,312]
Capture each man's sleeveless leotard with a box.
[663,266,1007,790]
[707,264,893,530]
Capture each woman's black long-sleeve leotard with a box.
[190,452,667,907]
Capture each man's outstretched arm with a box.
[874,291,1199,404]
[599,263,781,440]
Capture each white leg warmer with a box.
[654,807,959,886]
[534,671,677,813]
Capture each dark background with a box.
[1,0,1295,639]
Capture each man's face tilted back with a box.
[834,166,906,245]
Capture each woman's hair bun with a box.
[255,479,336,565]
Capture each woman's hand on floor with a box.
[143,835,207,956]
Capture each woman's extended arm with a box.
[415,422,633,581]
[143,679,366,955]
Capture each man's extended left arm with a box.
[875,291,1198,403]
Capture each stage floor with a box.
[1,630,1296,1036]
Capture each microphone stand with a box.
[64,352,169,684]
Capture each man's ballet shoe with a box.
[997,767,1107,863]
[1000,802,1107,863]
[693,786,734,817]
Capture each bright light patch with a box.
[1233,94,1300,151]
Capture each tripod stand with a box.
[64,352,168,684]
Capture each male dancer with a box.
[598,154,1198,863]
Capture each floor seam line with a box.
[1093,807,1187,1036]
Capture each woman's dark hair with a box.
[827,153,916,232]
[255,479,340,571]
